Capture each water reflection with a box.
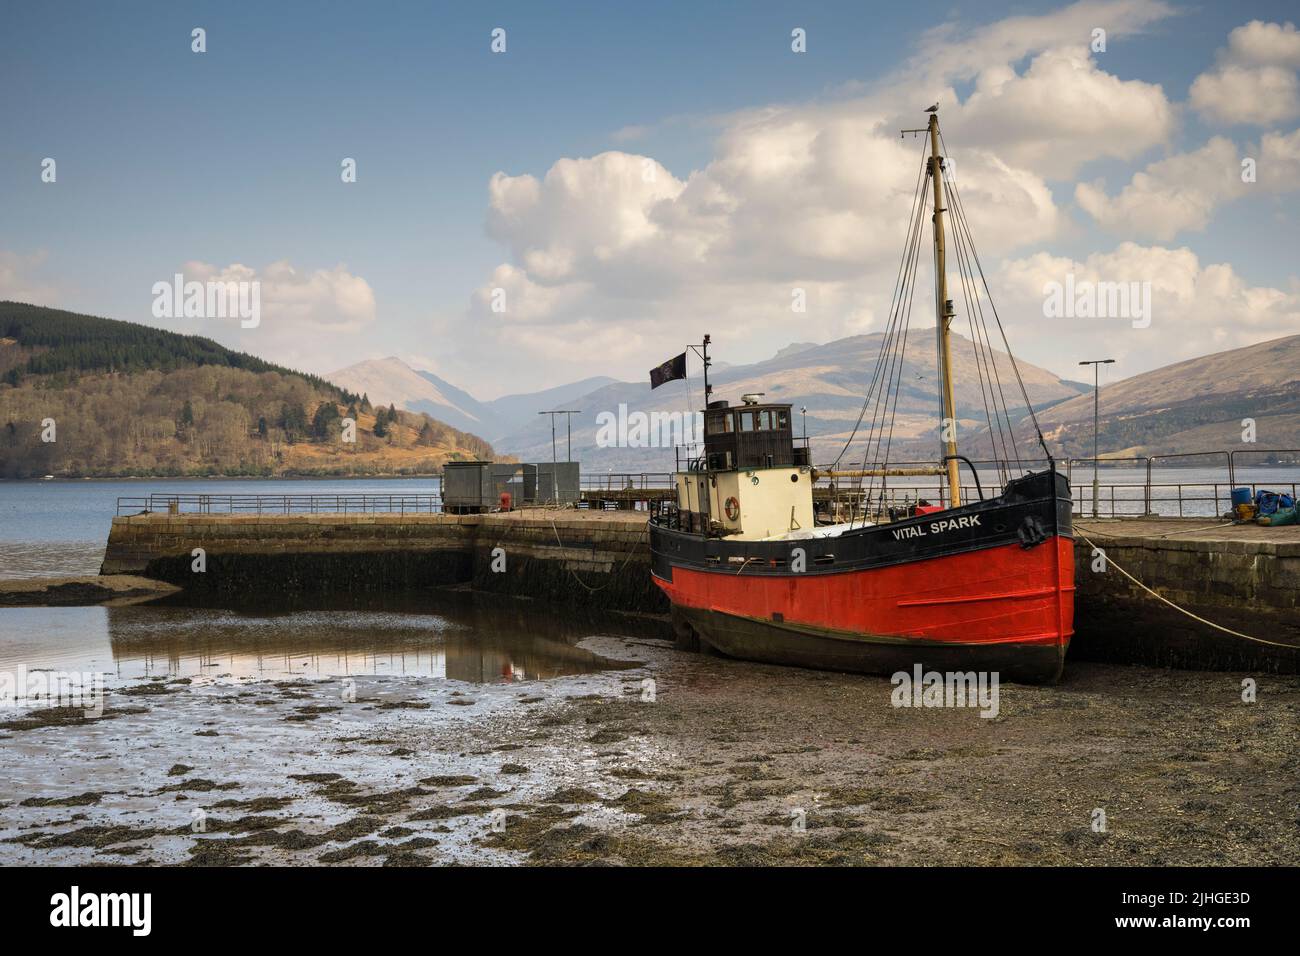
[0,592,654,684]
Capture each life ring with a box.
[724,497,740,521]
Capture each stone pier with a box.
[102,510,1299,672]
[102,509,665,614]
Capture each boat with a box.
[648,110,1074,683]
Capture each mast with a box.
[701,334,712,403]
[928,112,961,508]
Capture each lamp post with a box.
[537,410,581,463]
[1078,359,1115,518]
[538,409,581,504]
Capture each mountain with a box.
[320,332,1300,476]
[327,357,616,444]
[481,375,618,438]
[492,328,1088,471]
[1025,333,1300,460]
[326,357,504,438]
[0,303,495,478]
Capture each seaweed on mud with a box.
[407,803,495,821]
[607,768,656,780]
[714,829,893,866]
[540,787,601,804]
[0,706,147,733]
[158,778,241,794]
[212,796,296,813]
[317,840,384,862]
[417,774,477,788]
[296,777,432,815]
[284,704,343,722]
[481,808,695,866]
[499,763,529,775]
[19,791,106,808]
[461,787,509,801]
[382,848,435,866]
[317,836,440,865]
[322,816,384,842]
[9,825,166,850]
[186,839,255,866]
[603,788,683,825]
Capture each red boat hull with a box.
[654,536,1075,683]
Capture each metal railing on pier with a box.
[1066,449,1300,518]
[114,450,1298,520]
[116,494,444,516]
[579,473,673,492]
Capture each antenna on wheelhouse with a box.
[688,334,712,404]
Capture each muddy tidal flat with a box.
[2,613,1297,866]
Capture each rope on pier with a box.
[1077,532,1298,650]
[549,519,647,594]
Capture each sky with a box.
[2,0,1298,399]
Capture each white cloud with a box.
[175,260,376,372]
[454,2,1191,389]
[1075,128,1300,239]
[995,242,1300,375]
[1190,21,1300,125]
[908,0,1176,81]
[937,47,1175,176]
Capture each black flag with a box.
[649,351,687,389]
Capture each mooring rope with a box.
[548,517,647,594]
[1076,532,1298,649]
[1078,520,1232,540]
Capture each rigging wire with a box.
[826,124,1056,524]
[831,134,931,471]
[939,128,1052,465]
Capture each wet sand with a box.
[2,632,1296,866]
[0,575,179,607]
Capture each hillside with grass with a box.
[0,302,496,478]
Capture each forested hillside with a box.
[0,303,495,478]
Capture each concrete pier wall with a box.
[1071,519,1299,672]
[102,510,666,614]
[103,511,1298,671]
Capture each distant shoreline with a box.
[0,474,445,483]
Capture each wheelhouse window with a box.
[705,411,733,436]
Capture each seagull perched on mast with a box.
[925,103,939,112]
